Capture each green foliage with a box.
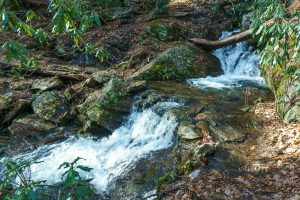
[0,0,108,72]
[143,22,184,42]
[58,157,95,200]
[250,0,300,73]
[1,40,38,68]
[0,159,47,200]
[156,172,176,190]
[153,0,169,16]
[212,5,221,13]
[93,0,128,9]
[233,1,252,19]
[0,157,94,200]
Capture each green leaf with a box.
[26,10,37,22]
[77,165,93,172]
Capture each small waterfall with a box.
[188,30,265,89]
[10,102,180,192]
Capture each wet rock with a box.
[209,125,246,142]
[91,70,118,85]
[126,81,147,93]
[177,121,204,140]
[196,121,210,135]
[133,91,164,110]
[103,7,134,21]
[78,78,131,132]
[32,91,70,124]
[8,115,56,141]
[193,143,216,159]
[31,77,63,91]
[127,44,223,81]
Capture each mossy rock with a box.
[32,91,70,124]
[262,62,300,123]
[127,44,223,81]
[78,78,132,132]
[143,21,185,42]
[103,7,134,21]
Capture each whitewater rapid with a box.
[188,30,265,89]
[12,102,180,192]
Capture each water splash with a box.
[14,102,180,192]
[188,30,265,89]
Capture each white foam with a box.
[16,102,180,192]
[188,30,265,89]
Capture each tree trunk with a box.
[189,29,253,50]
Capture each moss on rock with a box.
[78,78,132,132]
[143,21,185,42]
[261,63,300,123]
[128,44,223,81]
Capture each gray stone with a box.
[32,91,70,124]
[126,81,147,93]
[31,77,63,91]
[209,125,246,142]
[104,7,134,20]
[91,71,118,84]
[193,143,216,159]
[8,115,56,140]
[177,121,204,140]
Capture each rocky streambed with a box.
[0,36,276,199]
[0,0,299,198]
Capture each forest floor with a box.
[161,102,300,200]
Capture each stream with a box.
[1,30,274,199]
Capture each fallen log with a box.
[189,29,254,50]
[0,60,95,81]
[190,0,300,50]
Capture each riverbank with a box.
[161,102,300,200]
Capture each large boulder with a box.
[78,78,131,132]
[262,64,300,123]
[127,44,223,81]
[276,76,300,123]
[32,91,70,124]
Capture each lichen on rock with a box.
[32,91,70,124]
[78,78,132,132]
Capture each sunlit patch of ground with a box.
[161,102,300,200]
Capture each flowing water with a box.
[10,102,180,193]
[188,30,265,89]
[1,30,271,199]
